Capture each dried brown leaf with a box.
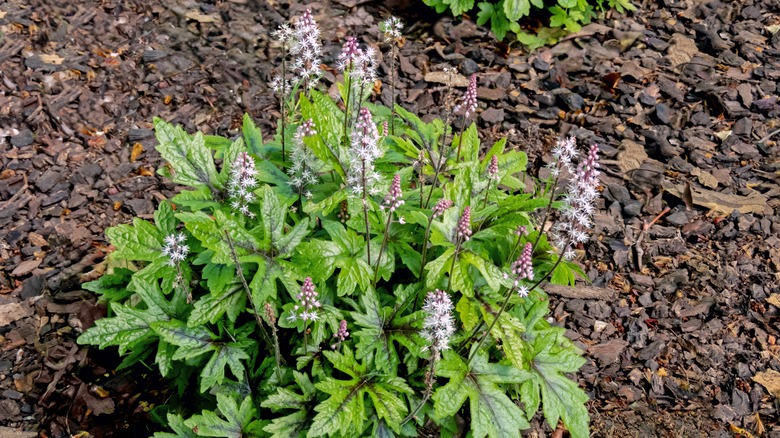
[754,369,780,398]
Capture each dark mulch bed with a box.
[1,0,779,436]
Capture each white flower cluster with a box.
[548,136,577,178]
[162,233,189,266]
[270,10,322,95]
[228,152,259,217]
[379,16,403,42]
[336,36,377,117]
[551,140,601,260]
[287,119,321,190]
[421,290,455,357]
[346,107,383,197]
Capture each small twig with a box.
[644,206,671,231]
[758,127,780,145]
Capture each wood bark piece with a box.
[543,283,617,301]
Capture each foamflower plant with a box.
[78,9,598,438]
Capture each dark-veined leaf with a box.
[105,218,163,262]
[184,393,255,438]
[154,117,221,191]
[153,413,198,438]
[529,329,589,438]
[243,113,264,156]
[433,351,532,438]
[309,348,412,437]
[154,200,177,236]
[352,287,425,373]
[77,303,168,354]
[262,371,316,438]
[151,320,215,362]
[200,343,251,393]
[189,283,246,326]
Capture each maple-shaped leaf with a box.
[184,393,255,438]
[308,347,412,437]
[262,371,316,438]
[528,329,590,438]
[351,286,426,373]
[518,298,590,438]
[432,350,532,438]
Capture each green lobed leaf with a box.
[352,288,425,373]
[184,393,255,438]
[504,0,531,21]
[171,185,219,211]
[300,90,346,178]
[261,185,286,250]
[154,200,177,237]
[151,320,215,361]
[310,348,412,436]
[82,268,134,302]
[200,344,250,393]
[530,330,590,438]
[189,284,246,326]
[433,351,532,438]
[153,413,198,438]
[105,218,163,262]
[77,303,168,355]
[154,117,221,191]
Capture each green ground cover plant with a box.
[424,0,635,47]
[78,11,598,438]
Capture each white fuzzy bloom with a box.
[290,10,322,90]
[162,233,189,266]
[288,119,322,190]
[346,108,383,197]
[552,141,600,258]
[551,136,577,177]
[228,152,259,217]
[421,290,455,358]
[380,16,403,42]
[350,46,377,91]
[272,10,322,93]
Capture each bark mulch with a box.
[0,0,779,436]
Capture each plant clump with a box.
[78,9,598,438]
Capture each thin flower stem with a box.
[482,179,491,210]
[174,261,192,304]
[463,238,571,365]
[531,173,561,251]
[418,216,435,278]
[402,347,437,426]
[361,159,372,265]
[373,212,393,286]
[413,214,436,312]
[422,122,451,209]
[224,232,275,355]
[447,236,463,292]
[455,118,466,162]
[265,308,283,382]
[390,44,397,137]
[342,62,352,140]
[303,320,309,352]
[419,172,424,209]
[281,57,287,167]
